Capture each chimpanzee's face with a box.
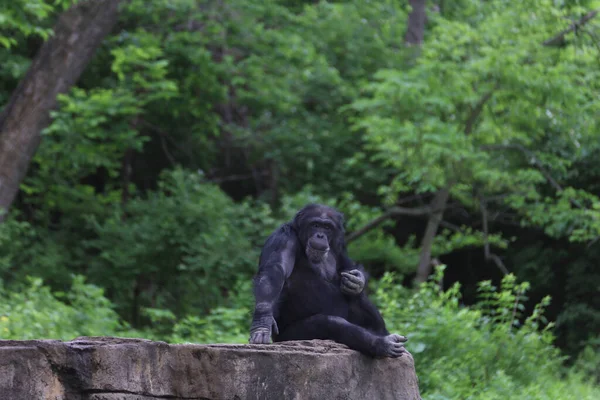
[294,205,344,263]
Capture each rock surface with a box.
[0,336,421,400]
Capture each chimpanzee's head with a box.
[292,204,345,263]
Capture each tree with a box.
[0,0,122,220]
[350,0,600,283]
[404,0,453,284]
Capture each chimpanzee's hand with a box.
[341,269,365,295]
[249,315,279,344]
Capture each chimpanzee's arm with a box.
[249,223,298,344]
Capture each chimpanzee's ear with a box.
[331,209,347,253]
[291,209,304,231]
[334,210,345,234]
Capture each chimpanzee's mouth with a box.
[308,244,330,253]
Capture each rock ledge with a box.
[0,336,421,400]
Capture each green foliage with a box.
[169,279,254,344]
[351,0,600,246]
[0,275,127,340]
[0,0,77,105]
[573,339,600,384]
[374,267,600,399]
[0,0,599,397]
[0,216,75,287]
[0,0,76,48]
[84,169,267,320]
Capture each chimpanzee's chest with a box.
[276,257,349,325]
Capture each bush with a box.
[0,275,128,340]
[168,279,254,344]
[374,267,600,399]
[84,169,273,324]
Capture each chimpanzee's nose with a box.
[316,233,325,239]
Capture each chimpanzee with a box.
[249,204,407,358]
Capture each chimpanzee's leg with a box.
[348,294,389,336]
[274,314,406,358]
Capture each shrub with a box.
[374,266,600,399]
[0,275,128,340]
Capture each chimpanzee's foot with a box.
[375,334,408,358]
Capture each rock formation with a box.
[0,336,421,399]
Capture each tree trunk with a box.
[404,0,427,45]
[415,187,450,283]
[0,0,123,220]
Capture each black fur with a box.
[249,204,407,358]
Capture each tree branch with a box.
[205,171,270,184]
[416,187,451,283]
[345,206,433,243]
[440,220,462,232]
[482,143,584,209]
[465,89,495,135]
[480,195,509,275]
[158,133,177,166]
[543,9,600,47]
[346,199,471,243]
[138,118,197,168]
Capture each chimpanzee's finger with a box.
[342,275,360,286]
[342,281,360,291]
[341,271,360,277]
[391,334,408,343]
[260,332,270,344]
[341,272,362,284]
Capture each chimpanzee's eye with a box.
[311,222,320,229]
[324,225,332,231]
